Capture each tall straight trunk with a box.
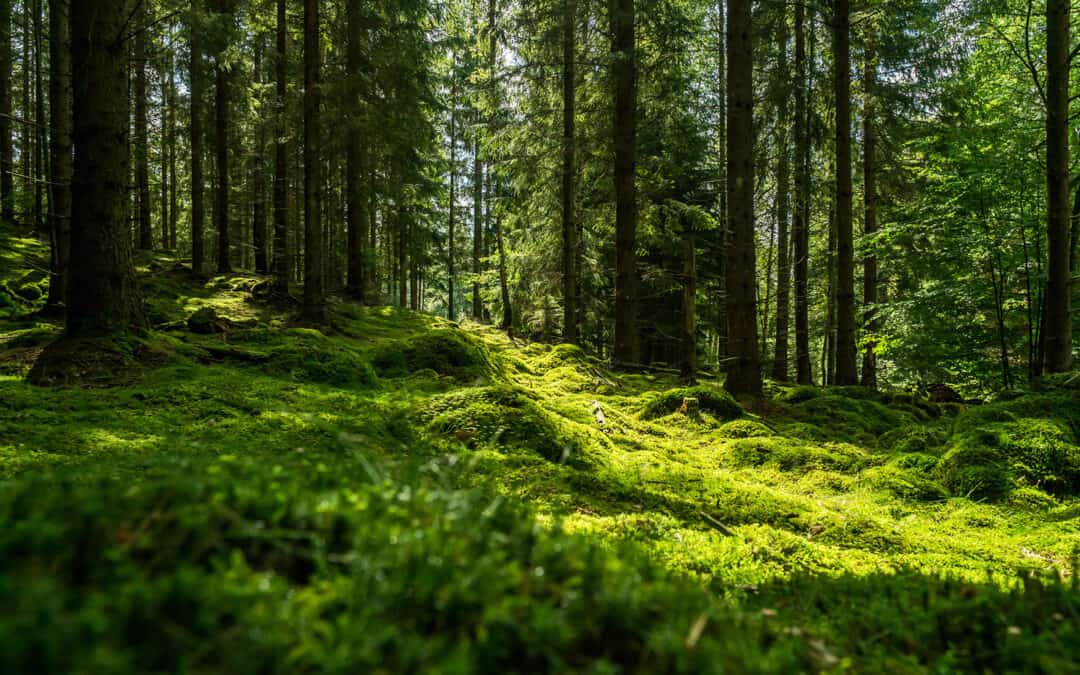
[715,0,727,367]
[346,0,368,301]
[448,63,457,320]
[725,0,761,396]
[472,131,483,319]
[0,0,11,223]
[833,0,857,384]
[825,189,837,384]
[190,3,206,275]
[682,227,697,382]
[1044,0,1073,373]
[860,36,878,388]
[160,34,170,249]
[487,0,511,331]
[772,13,791,382]
[793,0,811,384]
[611,0,638,364]
[252,37,268,273]
[135,6,152,250]
[168,48,178,250]
[19,0,28,224]
[302,0,324,318]
[495,181,512,330]
[561,0,577,342]
[45,0,72,310]
[271,0,289,292]
[214,0,232,273]
[66,0,145,335]
[31,0,41,230]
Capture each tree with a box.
[861,31,878,388]
[252,36,268,273]
[833,0,857,385]
[724,0,761,396]
[302,0,324,319]
[448,51,458,320]
[65,0,145,335]
[214,0,233,274]
[611,0,638,365]
[190,2,206,276]
[561,0,577,342]
[346,0,369,302]
[45,0,72,311]
[472,127,483,320]
[271,0,289,293]
[135,4,153,251]
[772,11,791,382]
[0,0,11,223]
[793,0,811,384]
[1043,0,1072,373]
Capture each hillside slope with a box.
[2,231,1079,672]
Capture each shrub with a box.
[641,385,742,421]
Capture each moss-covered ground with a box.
[2,225,1080,672]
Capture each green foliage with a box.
[640,385,742,421]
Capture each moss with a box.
[641,385,742,421]
[724,437,871,474]
[1007,486,1057,511]
[890,452,940,476]
[716,419,773,439]
[264,343,376,389]
[775,392,908,446]
[862,465,948,502]
[936,431,1012,501]
[879,423,948,455]
[370,329,491,381]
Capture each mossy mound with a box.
[716,419,773,439]
[861,465,948,502]
[370,329,490,381]
[264,341,376,389]
[724,437,872,474]
[936,431,1013,501]
[879,423,949,455]
[778,392,907,446]
[423,386,579,462]
[641,385,742,421]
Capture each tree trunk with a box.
[793,0,811,384]
[448,59,457,320]
[860,35,878,388]
[160,32,171,249]
[611,0,639,364]
[833,0,857,384]
[772,11,791,382]
[66,0,145,335]
[168,46,178,250]
[346,0,368,301]
[715,0,727,368]
[724,0,761,396]
[32,0,42,231]
[302,0,324,319]
[472,131,483,320]
[1044,0,1073,372]
[562,0,578,342]
[0,0,11,223]
[190,2,206,275]
[272,0,289,293]
[45,0,71,310]
[214,0,232,273]
[252,36,268,273]
[682,226,697,383]
[135,5,152,250]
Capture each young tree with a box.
[772,11,791,382]
[190,2,207,276]
[252,36,268,273]
[1044,0,1073,373]
[793,0,811,384]
[45,0,72,311]
[724,0,761,396]
[214,0,233,274]
[471,129,483,320]
[0,0,11,223]
[346,0,368,302]
[448,52,458,320]
[833,0,858,385]
[65,0,145,335]
[302,0,324,319]
[861,33,878,388]
[561,0,577,342]
[611,0,638,364]
[135,5,153,250]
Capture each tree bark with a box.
[715,0,727,368]
[272,0,289,293]
[0,0,11,223]
[793,0,811,384]
[190,2,206,275]
[31,0,42,231]
[833,0,857,385]
[611,0,639,364]
[214,0,232,273]
[448,57,457,320]
[135,5,152,250]
[724,0,761,396]
[682,226,697,382]
[472,130,483,320]
[66,0,145,335]
[346,0,368,302]
[160,31,171,249]
[772,11,791,382]
[252,36,268,273]
[1044,0,1073,372]
[860,35,878,388]
[45,0,71,310]
[562,0,578,342]
[302,0,324,319]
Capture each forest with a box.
[0,0,1079,671]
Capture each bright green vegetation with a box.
[2,234,1080,672]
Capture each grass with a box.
[2,226,1080,671]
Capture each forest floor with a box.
[2,223,1080,672]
